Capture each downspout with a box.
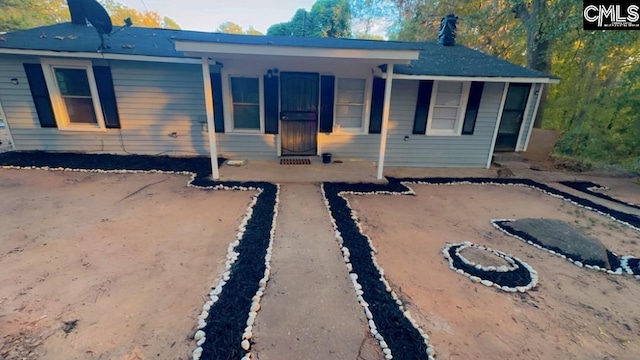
[376,63,394,180]
[201,57,220,180]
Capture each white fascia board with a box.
[0,48,204,64]
[175,40,420,62]
[388,73,560,84]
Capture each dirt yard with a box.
[0,169,253,360]
[349,183,640,360]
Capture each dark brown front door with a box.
[280,72,319,156]
[495,83,531,151]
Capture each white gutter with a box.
[0,48,203,64]
[175,41,420,62]
[386,73,559,84]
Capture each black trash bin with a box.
[322,153,332,164]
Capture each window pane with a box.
[433,107,459,119]
[336,78,365,130]
[54,68,91,96]
[231,77,259,104]
[435,92,461,106]
[64,97,98,124]
[338,78,365,91]
[438,81,463,94]
[337,90,365,104]
[338,117,363,128]
[432,118,456,130]
[336,104,363,117]
[233,104,260,129]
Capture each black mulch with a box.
[390,177,640,229]
[0,151,226,180]
[323,182,428,360]
[559,181,640,211]
[627,258,640,276]
[323,177,640,359]
[0,151,274,360]
[446,245,533,288]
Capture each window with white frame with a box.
[427,81,470,136]
[230,76,261,131]
[335,78,366,132]
[41,59,105,131]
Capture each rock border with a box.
[442,242,538,293]
[322,177,640,360]
[559,180,640,211]
[491,219,640,281]
[0,152,278,360]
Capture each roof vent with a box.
[438,14,458,46]
[67,0,87,25]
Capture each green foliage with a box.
[0,0,69,32]
[267,0,351,38]
[217,21,245,34]
[0,0,181,32]
[217,22,264,35]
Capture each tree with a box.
[0,0,181,32]
[0,0,69,32]
[310,0,351,38]
[217,21,244,34]
[245,26,263,36]
[162,16,180,30]
[266,0,352,38]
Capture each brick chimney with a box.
[438,14,458,46]
[68,0,87,25]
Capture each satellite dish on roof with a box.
[78,0,133,51]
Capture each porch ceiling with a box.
[174,40,419,64]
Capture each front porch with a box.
[217,157,384,184]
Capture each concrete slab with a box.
[218,158,383,184]
[252,184,382,360]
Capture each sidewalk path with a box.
[253,184,381,360]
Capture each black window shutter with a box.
[462,82,485,135]
[92,66,121,128]
[319,75,335,133]
[412,80,433,134]
[210,72,225,133]
[369,77,386,134]
[264,75,279,134]
[23,63,57,128]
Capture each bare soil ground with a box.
[0,169,253,360]
[349,183,640,360]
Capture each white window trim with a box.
[40,58,106,132]
[332,75,372,135]
[222,72,265,134]
[425,80,471,136]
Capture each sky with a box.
[118,0,318,33]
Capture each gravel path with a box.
[252,184,381,360]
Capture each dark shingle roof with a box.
[0,23,556,80]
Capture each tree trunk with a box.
[513,0,552,128]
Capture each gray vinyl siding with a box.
[385,80,505,167]
[319,133,380,161]
[517,83,540,151]
[0,55,275,157]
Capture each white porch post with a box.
[487,82,511,168]
[201,56,219,180]
[376,63,394,180]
